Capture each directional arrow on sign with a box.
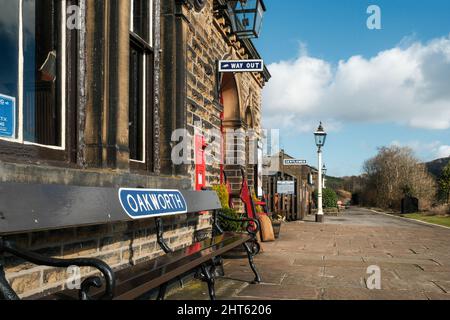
[219,59,264,73]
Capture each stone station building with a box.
[263,150,317,221]
[0,0,269,298]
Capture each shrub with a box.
[314,188,339,208]
[212,184,230,209]
[438,163,450,204]
[218,207,246,232]
[323,188,338,208]
[427,204,450,216]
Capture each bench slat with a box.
[0,183,221,234]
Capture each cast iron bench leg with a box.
[243,242,261,284]
[200,264,216,300]
[157,283,168,300]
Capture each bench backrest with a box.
[0,183,221,235]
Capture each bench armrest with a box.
[215,211,261,239]
[0,238,115,300]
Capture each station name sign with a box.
[119,189,187,219]
[219,59,264,73]
[284,159,307,166]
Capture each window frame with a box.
[129,0,154,171]
[0,0,67,151]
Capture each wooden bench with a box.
[0,183,261,300]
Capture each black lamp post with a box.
[227,0,266,39]
[314,122,327,222]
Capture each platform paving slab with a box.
[166,207,450,300]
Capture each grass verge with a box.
[403,213,450,228]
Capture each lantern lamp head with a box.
[314,122,327,149]
[227,0,266,39]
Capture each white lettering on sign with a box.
[127,195,139,213]
[119,189,188,219]
[219,59,264,73]
[284,159,307,166]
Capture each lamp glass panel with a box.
[315,134,326,147]
[228,0,263,38]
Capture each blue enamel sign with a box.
[0,94,16,138]
[219,59,264,73]
[119,189,188,219]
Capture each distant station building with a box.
[0,0,269,298]
[263,150,317,221]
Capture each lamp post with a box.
[314,122,327,223]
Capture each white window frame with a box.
[130,0,153,47]
[0,0,67,150]
[129,0,154,164]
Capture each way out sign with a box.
[0,94,16,138]
[119,189,187,219]
[219,59,264,73]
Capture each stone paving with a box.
[167,207,450,300]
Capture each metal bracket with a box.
[212,210,224,236]
[155,218,172,254]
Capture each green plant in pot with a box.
[212,184,247,232]
[218,207,247,232]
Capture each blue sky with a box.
[253,0,450,177]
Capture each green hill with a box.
[426,157,450,178]
[325,176,345,190]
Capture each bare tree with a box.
[361,146,436,210]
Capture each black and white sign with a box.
[284,159,307,166]
[219,59,264,73]
[277,181,295,195]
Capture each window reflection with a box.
[0,0,19,99]
[23,0,60,146]
[129,44,144,161]
[132,0,150,43]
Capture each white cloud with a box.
[263,35,450,132]
[390,140,450,160]
[437,145,450,159]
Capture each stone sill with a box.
[0,161,192,190]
